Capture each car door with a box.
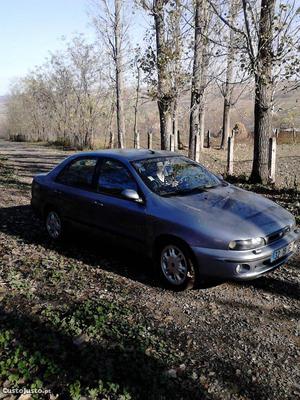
[52,156,99,227]
[93,158,147,249]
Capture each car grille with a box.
[266,226,290,244]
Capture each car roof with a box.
[73,149,180,162]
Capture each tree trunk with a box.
[221,99,231,149]
[251,73,273,183]
[115,0,126,148]
[250,0,275,184]
[199,102,205,150]
[133,66,141,149]
[109,130,114,149]
[220,0,237,150]
[189,0,202,158]
[158,102,172,149]
[178,129,183,149]
[197,0,208,154]
[172,0,181,152]
[105,94,115,148]
[172,99,178,150]
[154,0,173,150]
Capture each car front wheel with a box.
[157,242,197,290]
[45,210,63,240]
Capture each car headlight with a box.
[228,237,266,250]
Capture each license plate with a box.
[271,242,294,263]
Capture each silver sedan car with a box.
[31,149,300,290]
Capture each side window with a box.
[57,158,97,190]
[98,160,138,196]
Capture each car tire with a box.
[45,209,64,241]
[156,241,198,291]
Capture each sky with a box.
[0,0,95,95]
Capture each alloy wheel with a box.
[46,211,62,239]
[160,245,188,286]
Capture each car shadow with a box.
[0,300,278,400]
[2,203,297,295]
[0,305,204,399]
[0,204,160,289]
[0,204,225,291]
[236,275,300,301]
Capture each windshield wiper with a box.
[202,184,219,189]
[160,183,220,197]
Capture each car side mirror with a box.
[121,189,143,203]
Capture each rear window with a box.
[57,158,97,190]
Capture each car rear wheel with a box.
[45,210,63,240]
[157,242,197,290]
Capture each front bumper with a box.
[191,228,300,280]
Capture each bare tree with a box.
[250,0,276,182]
[140,0,188,150]
[198,0,209,151]
[92,0,127,148]
[220,0,239,149]
[189,0,203,158]
[114,0,126,148]
[132,49,143,149]
[209,0,300,183]
[153,0,173,150]
[171,0,184,149]
[189,0,212,157]
[6,35,110,149]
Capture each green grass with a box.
[0,298,187,399]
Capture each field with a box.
[0,139,299,400]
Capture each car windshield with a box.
[132,156,221,196]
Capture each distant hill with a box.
[0,84,299,143]
[136,84,300,143]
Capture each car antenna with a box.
[136,144,155,154]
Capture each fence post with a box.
[292,128,296,143]
[200,130,204,151]
[174,130,178,150]
[134,130,140,149]
[178,130,183,150]
[148,131,153,150]
[207,130,210,148]
[268,136,277,184]
[170,134,175,151]
[194,134,200,162]
[227,130,234,175]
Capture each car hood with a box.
[162,184,294,240]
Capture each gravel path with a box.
[0,139,299,400]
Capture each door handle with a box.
[94,200,104,207]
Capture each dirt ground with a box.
[0,139,299,400]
